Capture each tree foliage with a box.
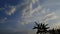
[33,22,50,34]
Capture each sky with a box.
[0,0,60,34]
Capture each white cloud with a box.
[18,0,43,20]
[47,12,58,19]
[5,6,16,15]
[19,0,59,26]
[22,0,42,18]
[21,3,52,25]
[21,0,42,25]
[43,12,58,22]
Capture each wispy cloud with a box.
[20,0,59,25]
[21,0,41,25]
[0,17,7,23]
[52,21,60,29]
[0,8,5,11]
[0,0,60,33]
[5,6,16,15]
[3,0,59,29]
[32,0,39,4]
[44,12,58,22]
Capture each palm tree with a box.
[33,22,50,34]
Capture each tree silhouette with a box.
[51,28,56,34]
[33,22,50,34]
[57,28,60,34]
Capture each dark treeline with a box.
[48,28,60,34]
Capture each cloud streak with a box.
[5,6,16,15]
[52,21,60,29]
[21,0,41,25]
[0,17,7,23]
[20,0,59,25]
[43,12,58,22]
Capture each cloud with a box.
[47,12,58,19]
[0,8,5,11]
[0,0,60,33]
[21,0,44,18]
[5,6,16,15]
[21,7,58,25]
[43,12,58,22]
[0,17,7,23]
[22,0,43,18]
[51,22,60,29]
[15,0,59,27]
[42,0,60,9]
[21,0,58,25]
[32,0,39,4]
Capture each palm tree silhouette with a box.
[33,22,50,34]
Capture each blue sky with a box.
[0,0,60,34]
